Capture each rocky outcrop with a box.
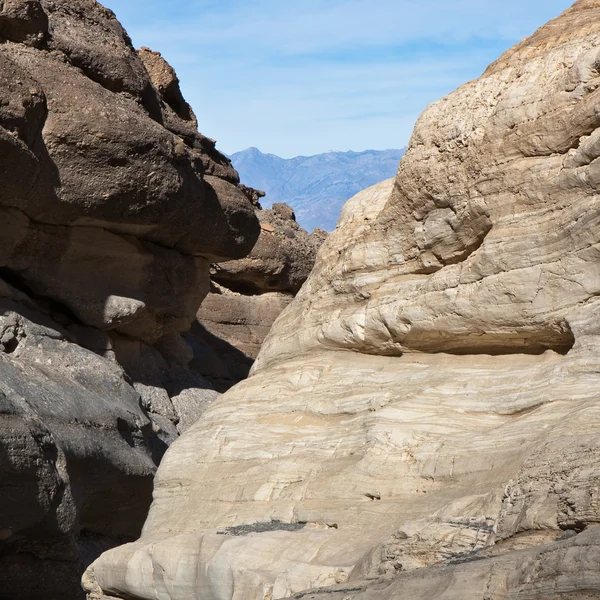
[0,1,259,598]
[211,203,326,296]
[191,203,327,391]
[85,2,600,600]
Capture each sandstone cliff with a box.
[85,2,600,599]
[0,1,259,598]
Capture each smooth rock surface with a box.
[86,2,600,600]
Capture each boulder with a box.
[85,2,600,600]
[0,0,259,343]
[212,202,327,295]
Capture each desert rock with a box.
[0,1,259,597]
[193,203,327,390]
[86,2,600,600]
[212,202,327,296]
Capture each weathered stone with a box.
[0,6,259,342]
[0,289,159,600]
[170,387,220,434]
[0,208,210,342]
[193,204,326,390]
[0,1,260,597]
[0,0,48,47]
[191,287,293,391]
[42,0,152,100]
[2,43,258,258]
[212,202,327,295]
[85,3,600,600]
[138,46,196,123]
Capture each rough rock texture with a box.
[86,2,600,600]
[192,204,327,391]
[0,1,259,598]
[0,282,160,599]
[212,202,327,296]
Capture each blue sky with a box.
[102,0,574,158]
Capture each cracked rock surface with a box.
[86,2,600,599]
[0,0,259,598]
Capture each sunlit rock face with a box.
[0,1,260,598]
[85,2,600,600]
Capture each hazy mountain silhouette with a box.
[230,147,405,231]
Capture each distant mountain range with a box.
[230,147,405,232]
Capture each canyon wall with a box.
[193,202,326,391]
[0,1,260,598]
[86,2,600,599]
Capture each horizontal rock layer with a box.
[85,1,600,600]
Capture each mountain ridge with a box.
[230,146,405,231]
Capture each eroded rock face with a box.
[85,2,600,600]
[211,202,327,296]
[0,280,161,599]
[0,0,259,340]
[192,203,327,391]
[0,0,259,597]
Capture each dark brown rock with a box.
[189,287,292,391]
[193,206,327,390]
[2,43,257,258]
[138,46,196,123]
[0,1,261,598]
[239,184,266,208]
[0,208,210,342]
[0,0,48,47]
[42,0,152,100]
[212,203,327,295]
[0,0,261,341]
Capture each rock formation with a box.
[85,2,600,599]
[190,203,326,391]
[0,1,259,598]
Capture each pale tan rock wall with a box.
[255,4,600,367]
[85,2,600,599]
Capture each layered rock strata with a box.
[86,2,600,600]
[191,203,326,390]
[0,1,259,598]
